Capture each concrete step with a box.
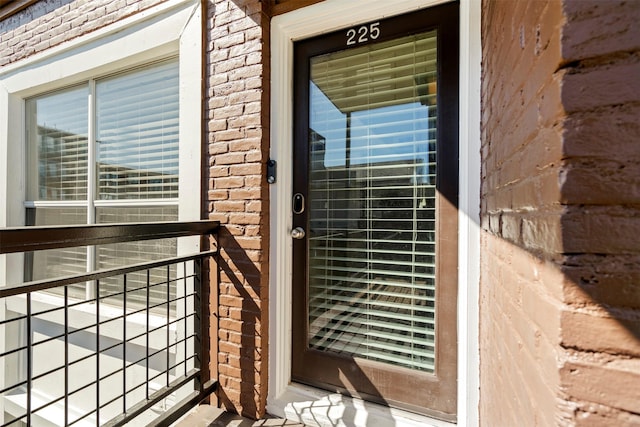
[174,405,306,427]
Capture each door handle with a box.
[291,227,306,239]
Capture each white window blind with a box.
[97,206,178,308]
[97,61,179,200]
[307,32,438,372]
[26,86,89,201]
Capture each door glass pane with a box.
[26,86,89,201]
[308,31,438,372]
[96,60,179,200]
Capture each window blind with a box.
[96,61,179,200]
[307,31,438,372]
[26,86,89,201]
[26,208,88,300]
[96,206,178,310]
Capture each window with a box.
[24,60,180,303]
[0,0,202,289]
[0,3,202,423]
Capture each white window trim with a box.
[0,0,202,285]
[268,1,481,426]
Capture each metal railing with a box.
[0,221,220,426]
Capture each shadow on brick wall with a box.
[215,226,266,418]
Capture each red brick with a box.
[228,113,261,128]
[228,212,261,225]
[229,90,262,104]
[246,201,261,212]
[219,294,245,308]
[561,359,640,414]
[208,118,228,132]
[214,152,245,165]
[561,254,640,309]
[229,138,261,152]
[243,175,263,187]
[563,104,640,162]
[212,80,245,96]
[561,206,640,254]
[208,189,228,200]
[574,407,640,427]
[561,309,640,357]
[228,188,261,200]
[213,104,244,120]
[562,0,640,62]
[209,166,229,178]
[218,363,241,378]
[229,163,261,176]
[215,32,245,49]
[213,200,245,212]
[229,38,261,57]
[215,56,246,74]
[560,159,640,205]
[215,128,245,142]
[214,177,244,189]
[230,64,262,81]
[219,318,244,333]
[562,60,640,113]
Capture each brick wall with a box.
[0,0,165,66]
[557,1,640,424]
[204,0,270,418]
[480,1,565,424]
[481,0,640,425]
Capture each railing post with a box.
[194,257,204,392]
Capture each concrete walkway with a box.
[174,405,306,427]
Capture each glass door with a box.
[291,2,459,420]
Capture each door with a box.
[291,2,459,421]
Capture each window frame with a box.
[24,60,182,299]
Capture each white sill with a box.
[4,390,96,427]
[3,382,176,427]
[267,383,456,427]
[6,292,180,346]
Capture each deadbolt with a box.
[293,193,305,214]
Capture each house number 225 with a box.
[346,22,380,46]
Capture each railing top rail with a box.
[0,220,220,254]
[0,249,218,298]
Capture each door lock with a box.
[291,227,306,239]
[293,193,305,214]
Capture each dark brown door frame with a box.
[291,1,459,421]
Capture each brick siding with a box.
[481,0,640,425]
[204,0,270,418]
[557,1,640,424]
[481,1,565,424]
[0,0,166,66]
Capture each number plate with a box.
[346,22,380,46]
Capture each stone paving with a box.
[174,405,306,427]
